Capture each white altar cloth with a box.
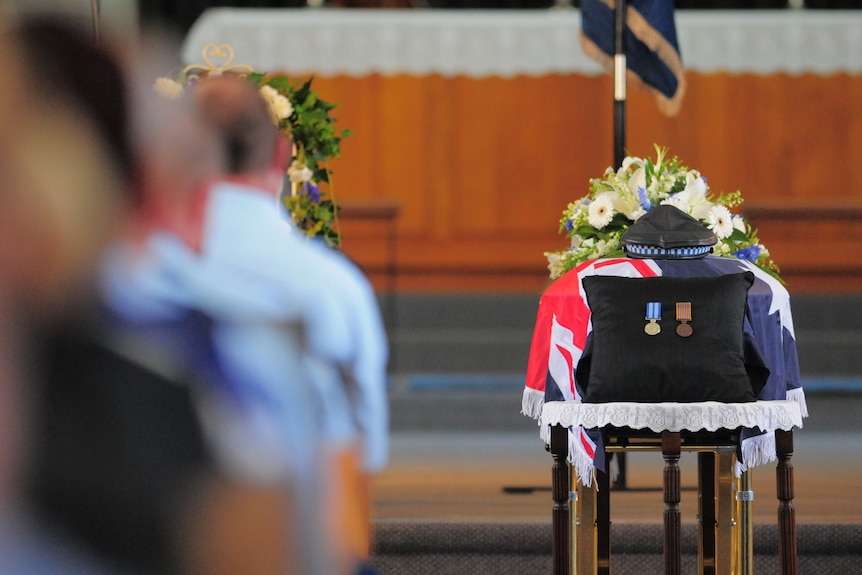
[183,8,862,77]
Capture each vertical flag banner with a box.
[581,0,686,116]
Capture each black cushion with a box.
[577,272,764,403]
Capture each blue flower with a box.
[565,219,575,232]
[733,245,761,262]
[301,181,321,203]
[637,186,651,211]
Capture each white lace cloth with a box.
[541,400,803,435]
[541,400,803,487]
[183,8,862,77]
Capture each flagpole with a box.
[612,0,629,492]
[613,0,627,170]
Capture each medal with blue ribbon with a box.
[676,302,693,337]
[644,301,661,335]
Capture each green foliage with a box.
[250,73,350,249]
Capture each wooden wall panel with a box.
[450,76,501,236]
[314,72,862,294]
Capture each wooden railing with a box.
[744,203,862,293]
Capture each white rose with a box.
[287,161,313,183]
[153,77,184,100]
[260,85,294,124]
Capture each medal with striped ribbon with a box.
[644,301,661,336]
[676,301,693,337]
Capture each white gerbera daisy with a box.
[588,194,615,229]
[706,205,734,239]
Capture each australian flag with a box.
[580,0,686,116]
[522,257,806,487]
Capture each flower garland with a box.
[153,45,350,249]
[545,145,781,282]
[249,72,350,250]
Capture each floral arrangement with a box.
[545,145,781,282]
[154,45,350,249]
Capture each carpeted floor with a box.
[370,521,862,575]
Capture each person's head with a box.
[131,79,223,238]
[12,17,135,189]
[0,16,135,511]
[192,75,282,189]
[0,17,130,318]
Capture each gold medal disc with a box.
[645,322,661,336]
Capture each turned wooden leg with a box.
[775,429,798,575]
[550,425,571,575]
[662,431,682,575]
